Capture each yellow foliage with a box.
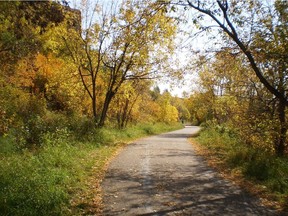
[165,105,179,123]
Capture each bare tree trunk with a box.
[92,95,97,121]
[98,91,115,127]
[120,99,129,129]
[276,98,287,156]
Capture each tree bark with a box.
[98,91,115,127]
[276,98,287,156]
[119,99,129,129]
[92,94,97,121]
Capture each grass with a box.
[0,122,182,216]
[192,127,288,212]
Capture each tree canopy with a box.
[167,0,288,155]
[1,0,287,156]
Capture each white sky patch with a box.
[155,15,211,97]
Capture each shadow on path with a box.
[102,127,279,216]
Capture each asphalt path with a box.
[101,126,278,215]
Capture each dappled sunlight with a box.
[102,127,276,215]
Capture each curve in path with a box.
[102,126,277,216]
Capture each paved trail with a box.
[102,126,277,215]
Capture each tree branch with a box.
[186,0,288,105]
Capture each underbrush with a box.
[196,126,288,209]
[0,121,182,215]
[0,139,114,216]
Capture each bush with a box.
[12,111,72,148]
[67,116,96,141]
[0,135,18,155]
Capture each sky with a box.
[156,33,210,97]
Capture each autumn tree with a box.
[0,1,69,69]
[111,80,151,128]
[194,49,283,151]
[99,0,177,126]
[171,97,190,123]
[0,1,83,142]
[157,90,179,123]
[168,0,288,155]
[137,86,163,123]
[185,92,213,125]
[64,0,177,127]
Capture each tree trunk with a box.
[119,99,129,129]
[98,91,115,127]
[276,98,287,156]
[92,94,97,121]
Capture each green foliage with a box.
[0,135,18,155]
[14,111,71,148]
[196,126,288,203]
[0,121,181,215]
[0,143,82,215]
[90,122,183,145]
[0,137,101,215]
[0,1,185,214]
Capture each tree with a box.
[0,1,82,137]
[0,1,68,67]
[194,49,282,151]
[99,0,177,126]
[64,0,177,127]
[185,91,213,125]
[169,0,288,155]
[111,80,150,128]
[157,91,179,123]
[171,97,190,123]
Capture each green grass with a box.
[196,127,288,209]
[0,142,101,215]
[0,122,182,215]
[82,122,183,145]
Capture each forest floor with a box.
[101,126,279,215]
